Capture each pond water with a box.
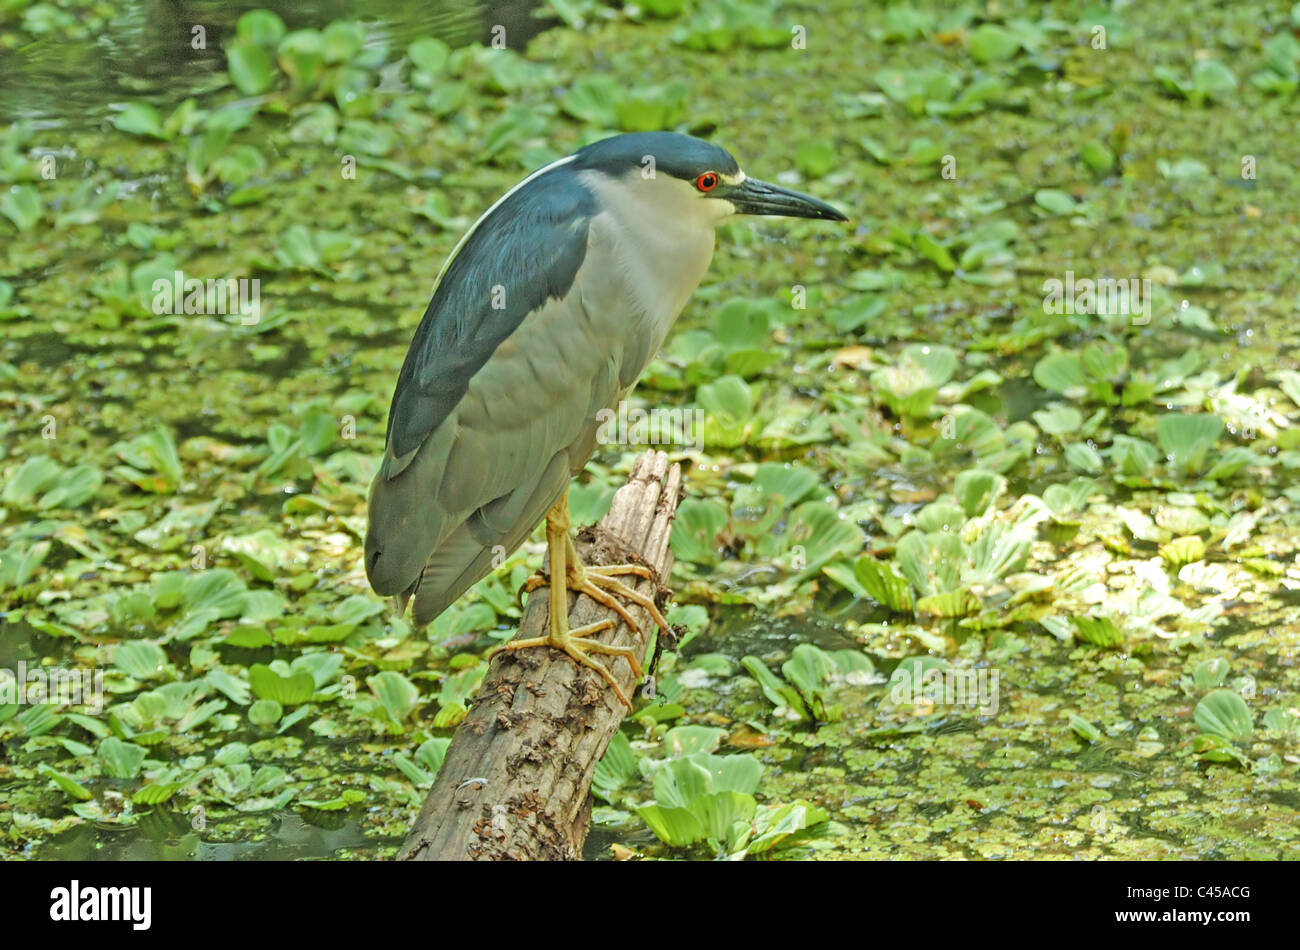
[2,0,1298,862]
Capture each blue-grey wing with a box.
[382,163,596,477]
[365,162,611,601]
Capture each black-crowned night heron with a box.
[365,131,847,707]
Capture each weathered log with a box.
[400,451,681,861]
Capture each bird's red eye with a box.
[695,171,719,192]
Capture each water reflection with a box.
[37,806,393,860]
[0,0,552,126]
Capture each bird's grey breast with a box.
[576,168,717,387]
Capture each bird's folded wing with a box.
[367,163,624,601]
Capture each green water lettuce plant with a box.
[1251,33,1300,94]
[1,456,101,510]
[741,643,875,722]
[671,0,789,52]
[1033,342,1153,407]
[111,428,183,494]
[1191,689,1253,767]
[1154,60,1238,105]
[592,728,829,859]
[646,297,786,389]
[871,343,958,418]
[1100,412,1260,485]
[670,464,861,606]
[636,751,827,858]
[828,497,1043,621]
[874,66,1011,117]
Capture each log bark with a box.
[400,451,682,861]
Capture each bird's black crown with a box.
[573,132,740,182]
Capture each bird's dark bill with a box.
[727,177,848,221]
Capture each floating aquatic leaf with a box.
[781,644,838,716]
[227,43,274,95]
[222,530,294,582]
[1032,405,1083,439]
[968,24,1021,62]
[954,468,1005,517]
[664,725,727,758]
[112,428,182,493]
[853,557,915,613]
[237,8,287,45]
[696,375,754,448]
[745,800,828,855]
[112,102,167,139]
[1194,690,1253,742]
[637,803,705,847]
[916,588,980,618]
[321,20,365,63]
[0,184,42,231]
[750,463,820,508]
[1156,413,1222,474]
[1071,614,1124,648]
[113,641,169,681]
[99,737,147,779]
[614,81,687,132]
[562,75,620,126]
[249,664,314,705]
[695,789,757,845]
[1070,715,1101,742]
[785,502,862,574]
[1262,708,1300,738]
[670,498,729,566]
[1079,140,1115,174]
[1155,60,1238,104]
[279,29,327,93]
[1107,435,1160,477]
[248,699,282,727]
[871,343,959,418]
[741,656,808,719]
[1064,442,1104,474]
[1035,189,1079,216]
[916,500,964,534]
[1160,535,1206,568]
[205,669,250,705]
[407,37,450,86]
[369,670,420,725]
[40,765,93,801]
[1,456,62,507]
[592,731,639,803]
[1041,477,1094,515]
[1205,447,1259,482]
[914,233,956,272]
[298,788,365,811]
[794,139,835,179]
[1192,658,1230,689]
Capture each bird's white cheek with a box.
[711,199,739,224]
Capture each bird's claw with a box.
[515,571,548,611]
[520,563,668,643]
[568,563,671,643]
[503,619,640,709]
[507,562,664,711]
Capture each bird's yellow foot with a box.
[504,492,662,710]
[572,563,671,641]
[521,561,670,642]
[503,617,642,709]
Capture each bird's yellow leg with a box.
[503,491,642,709]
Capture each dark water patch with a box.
[35,807,392,860]
[0,0,512,126]
[696,605,864,659]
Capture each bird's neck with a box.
[579,170,716,328]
